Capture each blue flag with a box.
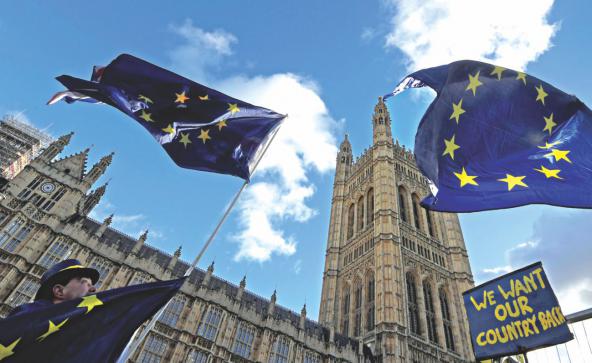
[49,54,285,181]
[463,262,572,360]
[0,278,184,363]
[386,60,592,212]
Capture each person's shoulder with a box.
[7,300,53,318]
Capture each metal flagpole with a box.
[117,119,284,363]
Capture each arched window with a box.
[354,281,363,336]
[347,204,355,239]
[366,189,374,225]
[268,336,290,363]
[159,294,186,327]
[423,281,438,344]
[406,273,420,335]
[412,194,421,230]
[440,288,455,351]
[426,210,435,237]
[342,286,350,335]
[357,196,364,231]
[398,187,408,223]
[366,275,375,331]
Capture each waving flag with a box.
[386,60,592,212]
[49,54,285,181]
[0,278,184,363]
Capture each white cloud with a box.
[361,27,377,41]
[168,21,340,262]
[89,199,165,240]
[385,0,558,71]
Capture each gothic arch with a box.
[365,270,375,332]
[352,276,364,336]
[398,185,409,223]
[411,193,422,231]
[405,271,421,336]
[341,282,351,336]
[366,188,374,225]
[347,203,355,240]
[439,284,456,352]
[357,195,365,231]
[422,278,438,344]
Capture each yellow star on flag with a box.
[37,319,69,341]
[534,165,562,179]
[77,295,103,314]
[228,103,240,115]
[179,132,192,148]
[454,167,478,187]
[442,134,460,160]
[217,119,228,131]
[0,338,20,361]
[198,95,209,101]
[535,84,548,105]
[542,113,557,135]
[490,66,505,80]
[138,95,153,104]
[138,110,154,122]
[175,91,189,104]
[545,149,572,163]
[162,124,175,135]
[537,141,562,150]
[449,99,466,124]
[516,72,527,85]
[466,71,483,96]
[498,174,528,191]
[198,129,211,144]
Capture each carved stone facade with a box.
[319,98,475,362]
[0,134,362,362]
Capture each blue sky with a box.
[1,0,591,324]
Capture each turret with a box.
[267,290,277,316]
[84,152,114,186]
[202,261,214,287]
[39,132,73,161]
[336,134,352,181]
[132,229,148,254]
[372,97,393,145]
[237,275,246,301]
[79,182,107,216]
[300,303,307,330]
[168,245,182,270]
[94,214,113,237]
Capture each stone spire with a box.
[168,245,182,270]
[39,132,73,161]
[79,182,108,215]
[132,229,148,253]
[267,290,277,316]
[300,303,307,330]
[94,213,113,237]
[84,152,114,186]
[202,261,215,287]
[372,96,393,145]
[237,275,246,301]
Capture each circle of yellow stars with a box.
[442,64,572,192]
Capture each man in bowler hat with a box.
[8,259,99,317]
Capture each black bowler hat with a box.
[34,259,100,301]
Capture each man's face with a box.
[53,276,97,302]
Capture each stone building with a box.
[0,115,52,180]
[0,133,362,362]
[318,98,475,362]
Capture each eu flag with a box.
[386,60,592,212]
[49,54,286,181]
[0,278,184,363]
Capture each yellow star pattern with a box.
[138,95,153,104]
[162,124,175,135]
[179,133,192,148]
[449,99,466,124]
[542,113,557,135]
[198,95,209,101]
[37,319,69,341]
[490,66,505,80]
[516,72,527,85]
[0,338,20,361]
[442,134,460,160]
[535,84,548,105]
[498,174,528,191]
[545,149,572,163]
[537,141,562,150]
[138,110,154,122]
[534,165,562,179]
[466,71,483,96]
[228,103,240,115]
[175,91,189,104]
[217,119,228,131]
[77,295,103,314]
[454,167,478,187]
[197,129,211,144]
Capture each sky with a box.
[0,0,591,332]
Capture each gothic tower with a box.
[319,98,475,362]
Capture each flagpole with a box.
[117,119,284,363]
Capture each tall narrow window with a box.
[0,217,34,252]
[187,349,209,363]
[89,257,112,289]
[354,282,362,336]
[7,276,39,307]
[406,273,420,335]
[398,187,408,223]
[303,351,321,363]
[158,295,186,327]
[366,276,375,331]
[139,334,168,363]
[232,322,256,358]
[129,272,151,286]
[342,287,350,335]
[357,196,364,231]
[268,336,290,363]
[426,210,435,237]
[347,204,355,239]
[366,188,374,225]
[423,281,438,344]
[440,288,455,351]
[17,175,44,200]
[198,306,223,341]
[37,236,71,268]
[412,195,421,230]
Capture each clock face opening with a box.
[40,182,56,194]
